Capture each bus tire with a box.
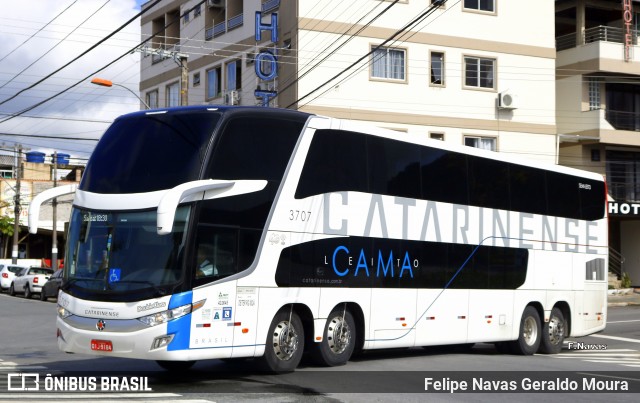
[156,360,195,371]
[262,309,304,373]
[539,307,565,354]
[312,308,356,366]
[509,306,541,355]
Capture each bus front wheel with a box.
[262,309,304,373]
[312,308,356,366]
[510,306,541,355]
[539,307,566,354]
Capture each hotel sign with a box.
[254,11,279,106]
[609,201,640,216]
[623,0,634,61]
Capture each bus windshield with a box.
[64,207,189,301]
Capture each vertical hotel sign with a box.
[623,0,634,61]
[254,11,279,106]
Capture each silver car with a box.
[0,264,28,292]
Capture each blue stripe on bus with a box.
[167,291,193,351]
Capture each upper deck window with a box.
[81,110,221,194]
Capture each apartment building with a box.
[556,0,640,285]
[141,0,557,162]
[141,1,640,283]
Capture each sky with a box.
[0,0,148,164]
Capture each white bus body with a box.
[31,106,608,372]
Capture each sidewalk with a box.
[607,288,640,307]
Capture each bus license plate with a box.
[91,339,113,352]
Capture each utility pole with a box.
[52,151,58,270]
[137,46,189,105]
[12,144,21,264]
[180,55,188,106]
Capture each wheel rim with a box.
[326,315,351,355]
[272,320,299,361]
[547,315,565,345]
[523,316,538,346]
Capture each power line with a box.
[0,0,111,92]
[278,0,400,98]
[0,0,78,64]
[0,0,162,111]
[287,0,448,109]
[0,0,207,125]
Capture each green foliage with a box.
[0,214,14,237]
[621,272,632,289]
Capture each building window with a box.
[194,4,201,17]
[207,66,222,99]
[146,90,158,109]
[430,132,444,141]
[166,82,180,107]
[193,72,200,87]
[464,56,495,89]
[183,11,190,23]
[464,136,496,151]
[371,46,406,81]
[606,150,640,201]
[463,0,495,12]
[226,60,242,90]
[588,77,600,111]
[430,51,445,86]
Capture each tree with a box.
[0,201,15,258]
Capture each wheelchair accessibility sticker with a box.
[108,268,121,283]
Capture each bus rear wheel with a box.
[312,308,356,366]
[261,309,304,373]
[509,306,541,355]
[539,307,566,354]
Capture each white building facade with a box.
[141,0,640,284]
[140,0,558,164]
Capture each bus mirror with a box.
[157,179,267,235]
[28,184,78,234]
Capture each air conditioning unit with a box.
[207,0,225,8]
[225,90,239,105]
[498,92,517,109]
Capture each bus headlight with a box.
[137,299,205,327]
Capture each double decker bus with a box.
[30,106,608,372]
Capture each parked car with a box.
[9,267,54,299]
[40,269,63,301]
[0,264,28,292]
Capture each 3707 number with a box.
[289,210,311,221]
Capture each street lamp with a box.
[91,77,150,109]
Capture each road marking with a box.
[591,334,640,344]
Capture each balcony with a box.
[228,13,243,30]
[205,20,227,39]
[607,110,640,132]
[262,0,280,13]
[556,25,639,51]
